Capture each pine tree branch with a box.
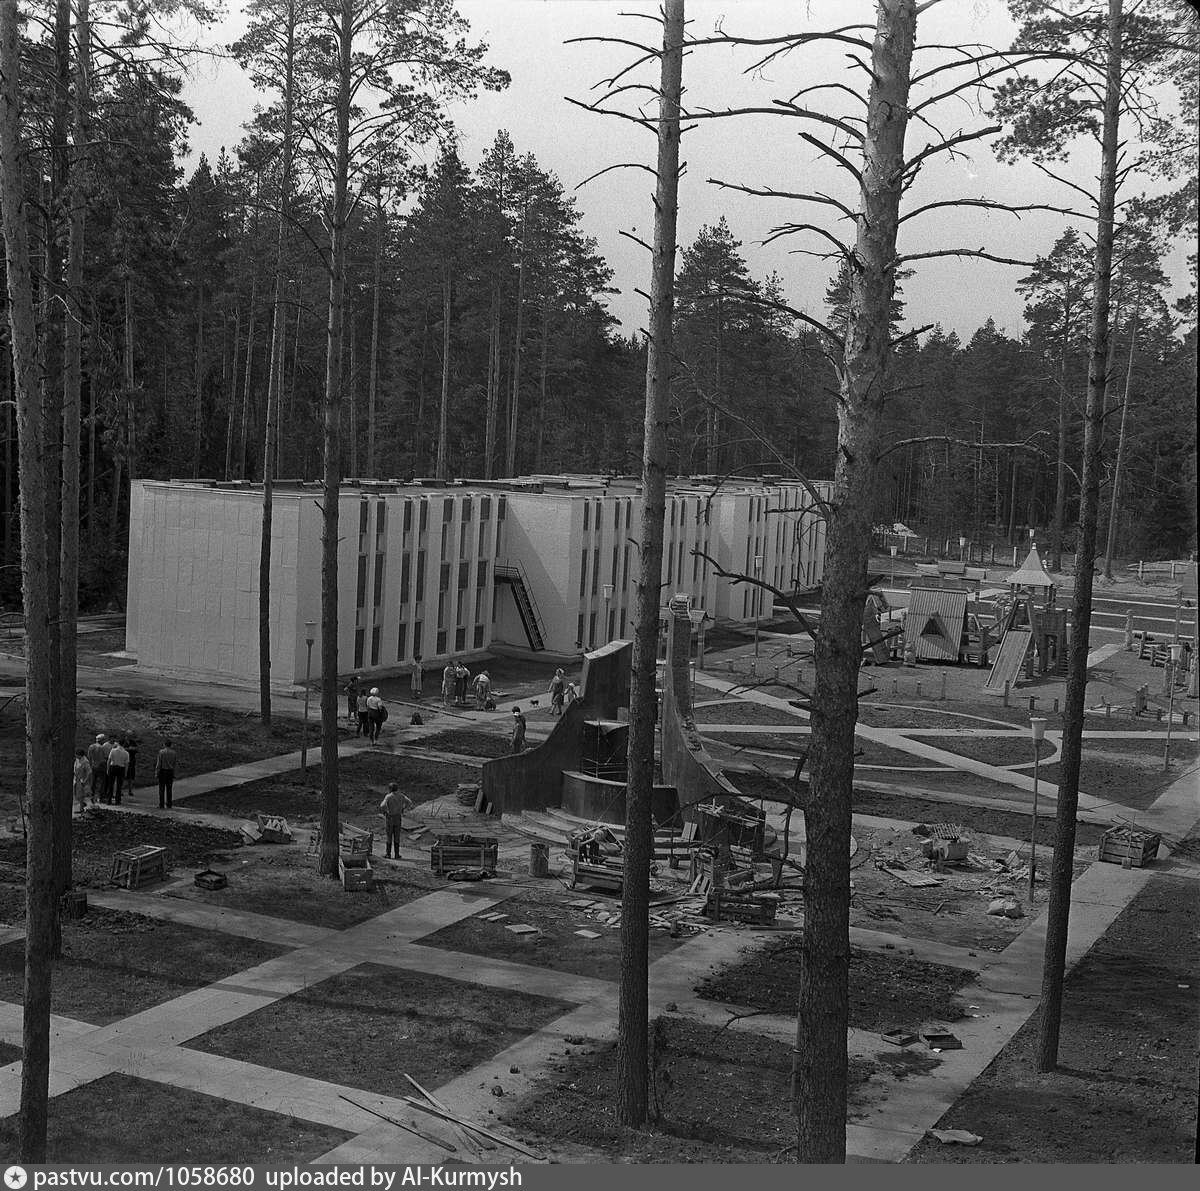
[762,222,852,258]
[901,125,1001,177]
[563,95,655,132]
[799,132,862,183]
[897,248,1037,268]
[707,178,856,222]
[576,162,659,190]
[680,103,865,143]
[693,549,823,643]
[898,197,1090,224]
[877,431,1053,461]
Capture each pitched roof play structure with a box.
[903,585,970,662]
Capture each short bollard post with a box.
[1003,681,1010,707]
[1028,696,1038,711]
[939,673,947,701]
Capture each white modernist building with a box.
[125,473,830,686]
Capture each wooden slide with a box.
[984,629,1032,694]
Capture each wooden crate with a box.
[308,825,374,861]
[339,855,375,892]
[1098,827,1161,868]
[110,845,169,890]
[430,834,498,876]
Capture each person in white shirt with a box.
[380,782,414,858]
[106,739,130,805]
[365,687,385,744]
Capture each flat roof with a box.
[151,473,828,499]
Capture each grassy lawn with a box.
[0,907,286,1025]
[0,1073,350,1162]
[186,962,572,1096]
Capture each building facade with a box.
[126,474,830,686]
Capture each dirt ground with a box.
[417,885,685,979]
[182,752,481,831]
[0,1073,350,1161]
[0,808,243,891]
[727,770,1110,850]
[693,700,809,726]
[907,873,1199,1163]
[186,961,572,1097]
[504,1015,940,1162]
[696,940,976,1033]
[418,728,512,758]
[0,906,284,1025]
[167,846,450,929]
[1039,740,1198,811]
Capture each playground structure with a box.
[984,544,1070,693]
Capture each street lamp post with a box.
[301,621,316,775]
[1163,643,1183,772]
[889,543,898,590]
[602,583,614,645]
[752,554,764,672]
[1028,716,1047,903]
[959,535,968,564]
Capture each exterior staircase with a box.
[494,561,546,650]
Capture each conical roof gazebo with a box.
[1004,544,1056,602]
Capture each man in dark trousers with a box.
[106,737,130,805]
[87,734,109,803]
[380,782,413,859]
[510,705,527,754]
[156,739,178,809]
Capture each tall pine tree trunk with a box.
[1,2,57,1157]
[616,0,683,1128]
[435,270,451,479]
[1102,303,1137,579]
[318,0,353,880]
[799,0,916,1161]
[1038,0,1122,1073]
[226,305,241,481]
[58,0,89,901]
[367,205,382,476]
[257,4,297,729]
[239,283,257,480]
[505,192,529,477]
[484,284,500,478]
[192,290,204,477]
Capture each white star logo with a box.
[4,1168,27,1190]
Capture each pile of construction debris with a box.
[869,822,1041,917]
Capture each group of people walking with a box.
[344,677,389,744]
[73,733,178,813]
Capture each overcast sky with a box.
[182,0,1192,342]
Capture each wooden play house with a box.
[904,586,970,662]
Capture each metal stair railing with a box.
[494,560,547,650]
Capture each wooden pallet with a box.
[110,845,169,890]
